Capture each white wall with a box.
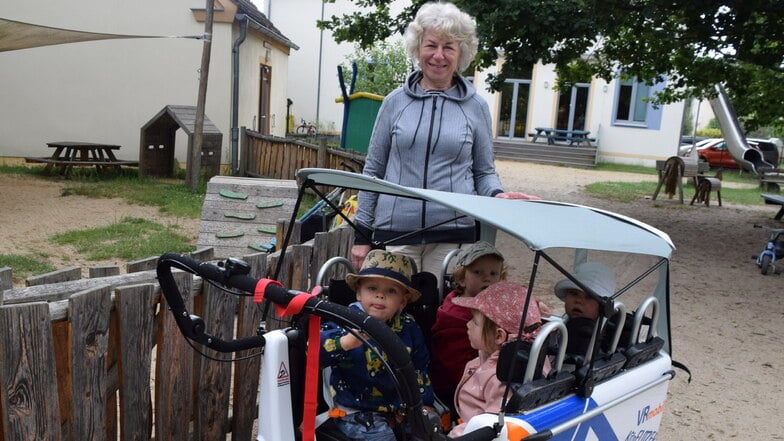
[0,1,242,164]
[265,0,410,135]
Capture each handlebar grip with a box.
[207,335,266,352]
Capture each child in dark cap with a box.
[429,241,506,411]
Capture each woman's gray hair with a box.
[403,1,479,73]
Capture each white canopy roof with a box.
[297,168,675,259]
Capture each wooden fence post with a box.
[0,302,62,441]
[155,271,194,441]
[69,285,113,440]
[115,284,157,441]
[231,252,267,441]
[25,266,81,287]
[0,267,12,293]
[89,265,121,278]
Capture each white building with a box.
[0,0,297,171]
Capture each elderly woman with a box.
[350,1,537,278]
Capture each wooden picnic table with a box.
[25,141,139,177]
[528,127,596,147]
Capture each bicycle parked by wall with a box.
[296,119,318,136]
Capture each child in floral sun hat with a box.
[320,249,434,439]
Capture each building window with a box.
[614,77,650,125]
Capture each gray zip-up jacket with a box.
[354,71,504,246]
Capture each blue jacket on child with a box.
[320,301,434,412]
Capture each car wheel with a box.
[760,254,772,275]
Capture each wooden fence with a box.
[0,226,355,441]
[240,129,365,179]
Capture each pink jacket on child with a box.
[449,351,504,437]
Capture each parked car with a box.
[678,138,718,157]
[680,138,780,168]
[748,138,781,166]
[679,135,708,146]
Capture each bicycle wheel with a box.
[760,254,772,275]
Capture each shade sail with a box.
[0,17,201,52]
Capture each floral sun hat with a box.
[346,249,421,302]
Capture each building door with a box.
[555,83,590,131]
[497,79,531,139]
[258,65,271,135]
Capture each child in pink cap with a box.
[448,281,546,437]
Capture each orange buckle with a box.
[328,408,347,418]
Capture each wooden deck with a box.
[493,139,598,168]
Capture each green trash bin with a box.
[336,92,384,154]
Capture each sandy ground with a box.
[2,162,783,439]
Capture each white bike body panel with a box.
[257,330,296,441]
[462,353,671,441]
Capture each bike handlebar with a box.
[155,252,501,441]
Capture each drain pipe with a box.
[231,14,248,175]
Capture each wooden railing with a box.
[0,226,355,441]
[240,129,365,179]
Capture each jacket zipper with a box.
[421,95,438,234]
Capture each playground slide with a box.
[709,83,772,174]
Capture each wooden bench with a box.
[24,157,140,167]
[758,167,784,192]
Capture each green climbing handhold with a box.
[219,189,248,200]
[216,231,244,238]
[257,226,277,234]
[256,200,284,209]
[224,212,256,220]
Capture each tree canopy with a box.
[340,40,410,96]
[319,0,784,133]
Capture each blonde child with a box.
[319,250,434,440]
[430,241,506,408]
[449,281,546,437]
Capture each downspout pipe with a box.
[231,14,248,175]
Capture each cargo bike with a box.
[157,168,681,440]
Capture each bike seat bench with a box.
[761,193,784,220]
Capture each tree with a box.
[319,0,784,131]
[340,40,410,96]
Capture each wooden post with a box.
[0,303,62,441]
[187,0,215,191]
[25,266,82,287]
[89,265,121,278]
[318,137,327,169]
[0,266,12,299]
